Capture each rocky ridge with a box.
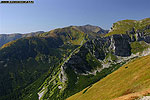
[38,30,150,100]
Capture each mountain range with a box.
[0,18,150,100]
[0,25,108,47]
[0,31,45,47]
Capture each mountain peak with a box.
[72,25,108,34]
[83,24,96,27]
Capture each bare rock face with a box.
[62,35,132,74]
[134,32,150,43]
[143,36,150,43]
[127,27,150,43]
[84,37,111,60]
[62,32,150,75]
[112,34,131,57]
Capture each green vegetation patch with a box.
[131,41,149,54]
[63,63,123,99]
[105,53,118,62]
[86,52,102,69]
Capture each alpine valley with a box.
[0,18,150,100]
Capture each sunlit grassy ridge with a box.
[67,55,150,100]
[39,27,85,45]
[106,18,150,36]
[1,40,17,49]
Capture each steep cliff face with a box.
[62,33,150,75]
[112,34,131,57]
[63,37,111,73]
[109,27,150,57]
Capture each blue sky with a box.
[0,0,150,34]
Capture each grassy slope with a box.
[131,41,149,54]
[0,27,86,100]
[67,55,150,100]
[106,18,150,36]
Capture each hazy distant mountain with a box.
[0,31,45,47]
[0,25,108,47]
